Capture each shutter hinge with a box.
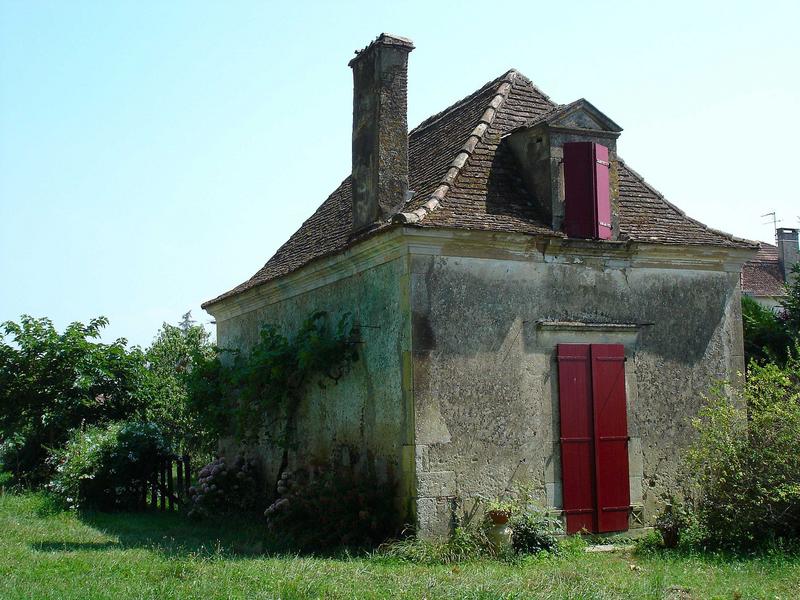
[596,159,610,166]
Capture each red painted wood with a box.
[557,344,597,534]
[563,142,595,239]
[563,142,612,240]
[591,344,630,532]
[593,144,612,240]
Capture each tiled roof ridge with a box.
[617,158,758,249]
[395,70,521,225]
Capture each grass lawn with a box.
[1,493,798,599]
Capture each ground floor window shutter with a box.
[557,344,597,534]
[557,343,630,534]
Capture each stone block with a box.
[544,442,561,483]
[628,437,643,477]
[416,496,453,539]
[546,481,562,508]
[630,476,643,504]
[417,470,456,498]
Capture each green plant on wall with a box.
[188,311,359,460]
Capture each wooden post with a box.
[167,458,175,511]
[176,458,184,508]
[159,459,166,512]
[184,455,191,496]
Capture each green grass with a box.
[1,493,798,599]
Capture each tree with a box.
[779,263,800,338]
[741,296,793,365]
[0,316,150,484]
[144,313,216,457]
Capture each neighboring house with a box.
[741,228,799,310]
[203,34,757,537]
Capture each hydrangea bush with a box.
[186,454,261,519]
[264,465,397,549]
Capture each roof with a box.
[741,242,786,297]
[204,70,756,308]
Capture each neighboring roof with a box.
[741,243,786,298]
[204,70,756,308]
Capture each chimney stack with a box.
[777,227,800,284]
[349,34,414,232]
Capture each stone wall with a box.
[214,255,413,520]
[409,247,745,535]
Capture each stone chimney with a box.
[777,227,800,284]
[349,34,414,232]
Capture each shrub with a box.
[264,465,396,549]
[49,421,173,510]
[687,354,800,550]
[510,508,560,555]
[654,499,703,549]
[186,455,262,520]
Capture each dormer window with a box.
[506,98,622,240]
[563,142,612,240]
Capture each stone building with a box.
[740,228,799,310]
[203,34,757,536]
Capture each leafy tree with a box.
[144,312,216,457]
[0,316,150,484]
[779,263,800,337]
[741,296,793,365]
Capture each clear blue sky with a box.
[2,0,798,347]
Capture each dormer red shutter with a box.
[563,142,612,240]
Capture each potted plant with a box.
[486,499,514,525]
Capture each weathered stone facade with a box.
[207,228,752,537]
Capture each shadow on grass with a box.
[27,500,365,560]
[33,541,120,552]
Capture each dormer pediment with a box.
[520,98,623,136]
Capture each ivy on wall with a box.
[188,311,359,450]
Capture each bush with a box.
[654,499,703,549]
[510,508,560,555]
[687,354,800,550]
[186,455,262,520]
[264,465,397,549]
[49,421,173,510]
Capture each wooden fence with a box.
[137,454,191,512]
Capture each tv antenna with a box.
[761,212,782,238]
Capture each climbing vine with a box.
[188,311,359,447]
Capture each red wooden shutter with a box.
[557,344,597,534]
[563,142,612,240]
[593,144,612,240]
[591,344,630,532]
[563,142,595,239]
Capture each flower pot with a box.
[487,509,510,525]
